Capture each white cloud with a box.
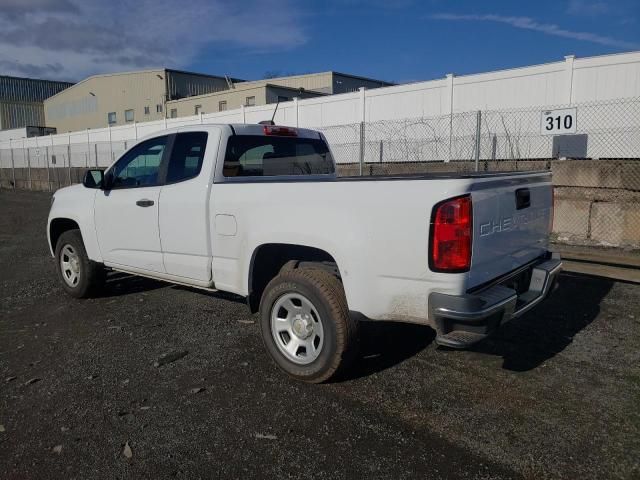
[0,0,307,81]
[566,0,610,17]
[430,13,639,50]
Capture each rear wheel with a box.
[259,266,358,383]
[55,229,105,298]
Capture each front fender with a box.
[48,185,102,262]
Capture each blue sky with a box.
[1,0,639,83]
[193,0,640,83]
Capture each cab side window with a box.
[110,136,168,188]
[166,132,208,183]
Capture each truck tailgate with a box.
[469,172,553,288]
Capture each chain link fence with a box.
[1,97,640,248]
[314,96,640,175]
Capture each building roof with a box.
[43,68,392,104]
[0,74,74,85]
[44,68,244,102]
[166,83,327,104]
[165,68,244,83]
[238,70,394,87]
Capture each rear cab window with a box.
[223,135,335,177]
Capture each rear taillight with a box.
[429,195,472,272]
[263,125,297,136]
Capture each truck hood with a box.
[53,183,86,199]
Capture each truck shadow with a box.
[96,272,249,306]
[470,271,614,372]
[338,320,436,381]
[95,272,167,298]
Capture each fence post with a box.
[293,97,299,127]
[67,142,72,185]
[108,125,113,163]
[241,105,246,124]
[51,137,59,189]
[474,110,482,172]
[10,146,16,190]
[199,112,203,124]
[564,55,575,105]
[446,73,455,163]
[94,142,98,167]
[45,146,51,192]
[51,136,59,189]
[358,87,366,176]
[491,134,496,160]
[86,129,91,168]
[25,140,32,190]
[359,122,365,176]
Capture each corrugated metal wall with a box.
[262,72,392,94]
[166,71,230,100]
[0,102,45,130]
[0,76,73,129]
[0,76,73,102]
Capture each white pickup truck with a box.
[47,123,561,382]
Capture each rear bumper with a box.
[429,256,562,348]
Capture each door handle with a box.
[136,199,155,207]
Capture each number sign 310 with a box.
[540,108,577,135]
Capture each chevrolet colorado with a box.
[47,123,561,382]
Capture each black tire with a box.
[54,229,105,298]
[259,266,359,383]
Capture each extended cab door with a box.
[158,131,213,283]
[94,135,169,273]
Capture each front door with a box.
[94,135,169,273]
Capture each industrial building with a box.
[44,69,243,132]
[252,71,393,94]
[168,71,393,116]
[44,70,393,130]
[166,82,325,117]
[0,75,73,131]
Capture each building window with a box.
[277,96,290,102]
[194,105,202,115]
[219,101,227,112]
[107,112,117,125]
[170,108,177,118]
[125,109,134,122]
[156,104,163,113]
[144,106,150,115]
[245,96,256,107]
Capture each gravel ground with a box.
[1,189,639,480]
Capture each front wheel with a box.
[259,266,359,383]
[55,229,105,298]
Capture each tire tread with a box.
[260,266,358,383]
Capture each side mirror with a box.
[83,169,105,189]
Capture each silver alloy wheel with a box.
[271,292,324,365]
[60,244,81,288]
